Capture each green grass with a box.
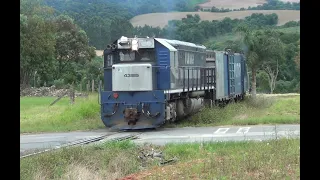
[20,138,300,180]
[169,95,300,128]
[20,94,104,134]
[21,94,299,133]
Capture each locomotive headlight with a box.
[131,39,139,51]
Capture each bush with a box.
[53,79,65,89]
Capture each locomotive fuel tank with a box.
[176,98,204,118]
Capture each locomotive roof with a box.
[155,38,206,51]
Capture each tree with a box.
[236,26,285,97]
[261,30,285,94]
[54,15,96,80]
[20,0,56,87]
[295,40,300,72]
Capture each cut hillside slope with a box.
[130,10,300,28]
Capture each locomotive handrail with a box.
[98,81,102,105]
[103,103,119,117]
[141,103,160,118]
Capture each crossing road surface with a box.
[20,124,300,156]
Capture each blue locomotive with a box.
[100,36,249,130]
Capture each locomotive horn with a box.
[225,48,232,54]
[106,44,112,49]
[111,44,117,49]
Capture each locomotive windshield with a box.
[117,49,155,62]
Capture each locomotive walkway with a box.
[20,124,300,157]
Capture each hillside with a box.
[130,10,300,28]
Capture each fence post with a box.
[69,82,75,105]
[92,79,95,93]
[87,81,90,92]
[80,83,82,92]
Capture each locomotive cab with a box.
[102,37,164,129]
[103,37,157,92]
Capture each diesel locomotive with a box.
[100,36,249,130]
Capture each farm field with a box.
[130,10,300,28]
[197,0,300,9]
[20,138,300,179]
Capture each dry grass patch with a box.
[120,138,300,180]
[21,138,299,180]
[20,141,140,180]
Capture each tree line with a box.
[198,0,300,12]
[134,13,280,43]
[20,0,98,88]
[21,0,300,94]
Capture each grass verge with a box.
[169,94,300,128]
[20,138,300,180]
[20,94,104,134]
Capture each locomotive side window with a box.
[116,49,155,63]
[138,49,155,61]
[184,52,194,65]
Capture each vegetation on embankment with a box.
[20,94,104,134]
[20,138,300,180]
[170,94,300,128]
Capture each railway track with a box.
[20,132,141,159]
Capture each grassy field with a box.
[20,138,300,180]
[20,94,299,133]
[130,10,300,28]
[170,94,300,128]
[20,94,104,134]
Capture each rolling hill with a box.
[130,10,300,28]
